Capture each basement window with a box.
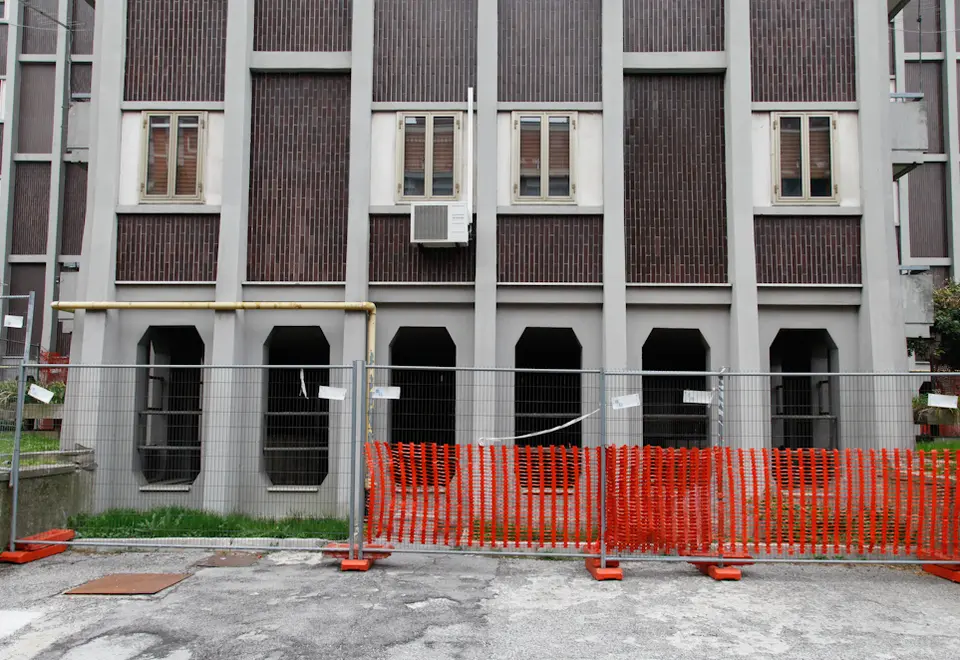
[514,328,582,490]
[396,112,462,202]
[140,111,205,202]
[512,112,576,203]
[135,327,205,486]
[263,327,331,487]
[772,113,838,204]
[641,329,711,450]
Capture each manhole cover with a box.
[65,573,191,595]
[196,552,260,568]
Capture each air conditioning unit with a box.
[410,202,470,247]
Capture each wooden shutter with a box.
[145,115,171,196]
[403,117,427,174]
[431,115,455,195]
[175,115,200,197]
[808,117,832,181]
[518,116,541,177]
[778,117,802,179]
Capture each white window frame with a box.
[139,111,207,203]
[511,111,577,204]
[0,80,6,123]
[0,2,7,22]
[395,111,463,203]
[771,112,839,205]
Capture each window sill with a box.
[139,484,192,493]
[754,205,862,217]
[267,485,320,493]
[117,204,222,215]
[498,205,602,216]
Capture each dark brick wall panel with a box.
[248,74,350,282]
[751,0,856,103]
[254,0,352,51]
[904,0,941,53]
[12,163,51,255]
[754,216,861,284]
[909,163,949,259]
[17,64,56,154]
[21,0,59,54]
[497,216,602,283]
[125,0,227,102]
[56,321,72,356]
[7,264,46,352]
[0,25,8,76]
[624,75,727,283]
[374,0,476,102]
[499,0,601,102]
[623,0,723,52]
[61,163,87,255]
[369,215,476,282]
[116,215,220,282]
[71,0,96,54]
[70,63,93,96]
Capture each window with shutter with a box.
[512,112,577,204]
[396,112,462,202]
[773,112,837,204]
[140,112,206,203]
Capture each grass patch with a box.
[0,432,59,455]
[68,507,349,540]
[915,438,960,452]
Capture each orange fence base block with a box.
[703,565,743,581]
[923,564,960,584]
[340,558,376,572]
[0,529,75,564]
[584,558,623,581]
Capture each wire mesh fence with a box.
[3,364,959,565]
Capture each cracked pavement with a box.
[1,550,959,659]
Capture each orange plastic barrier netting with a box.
[364,442,603,549]
[364,443,960,561]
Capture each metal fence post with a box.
[599,368,607,567]
[716,367,726,564]
[8,291,34,551]
[348,360,362,561]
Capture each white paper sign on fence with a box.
[611,393,641,410]
[371,386,401,400]
[317,386,346,401]
[27,383,54,404]
[3,315,23,329]
[683,390,714,405]
[927,393,959,409]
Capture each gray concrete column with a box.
[855,0,912,450]
[472,0,498,447]
[202,0,254,514]
[69,0,126,511]
[944,0,960,280]
[336,0,374,513]
[602,0,631,446]
[723,0,767,451]
[40,0,73,352]
[0,1,24,317]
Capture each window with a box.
[396,112,462,202]
[772,113,837,204]
[140,112,205,202]
[512,112,576,203]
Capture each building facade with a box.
[0,1,931,514]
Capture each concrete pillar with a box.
[0,2,24,325]
[70,0,126,510]
[723,0,767,451]
[855,0,912,450]
[945,0,960,281]
[337,0,374,513]
[201,0,254,514]
[472,0,498,446]
[601,0,632,447]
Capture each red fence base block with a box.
[0,529,75,564]
[321,543,393,571]
[703,565,742,581]
[584,557,623,581]
[923,564,960,584]
[340,558,376,572]
[685,552,753,581]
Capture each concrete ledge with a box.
[497,102,604,111]
[117,205,222,215]
[752,101,859,111]
[121,101,225,111]
[69,536,344,552]
[626,284,732,306]
[754,206,863,217]
[369,284,475,305]
[372,102,474,112]
[497,205,603,216]
[623,51,726,73]
[250,51,351,72]
[498,284,603,305]
[757,284,862,306]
